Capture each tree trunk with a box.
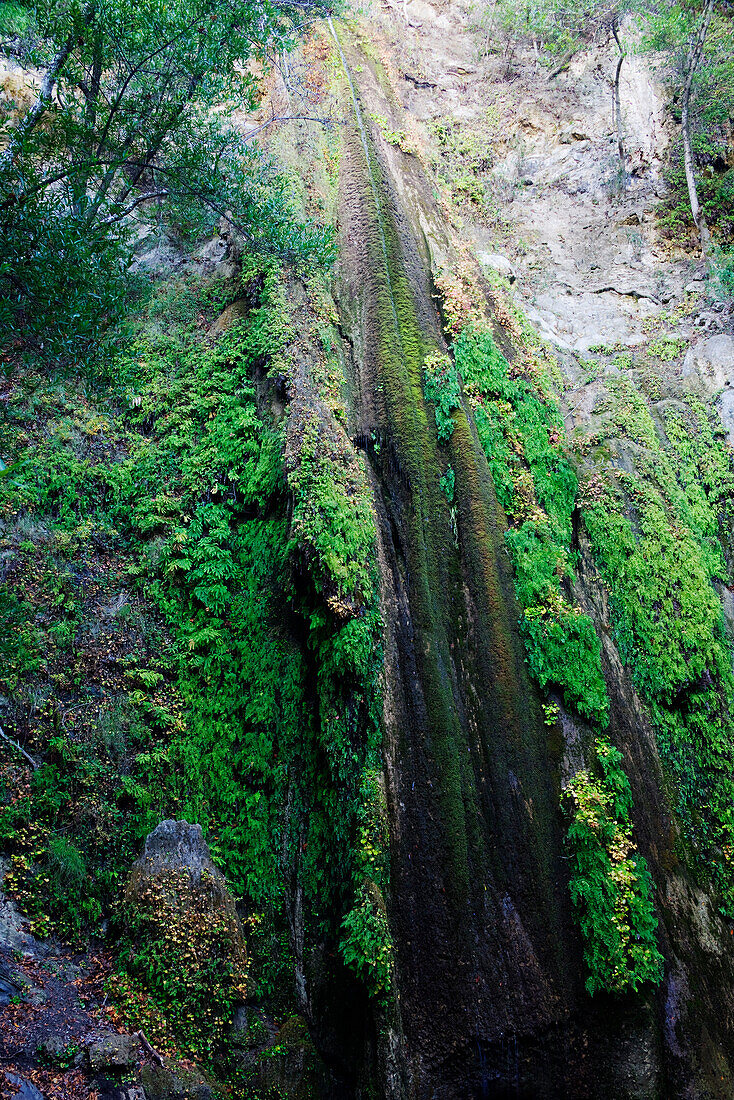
[681,0,715,259]
[74,22,103,216]
[612,21,626,172]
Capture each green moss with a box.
[454,325,608,725]
[582,380,734,911]
[332,87,472,900]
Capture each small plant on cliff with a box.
[339,768,394,1002]
[423,351,461,441]
[565,740,664,996]
[340,881,394,1001]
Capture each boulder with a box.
[0,857,35,953]
[39,1035,82,1064]
[210,299,248,337]
[141,1061,214,1100]
[126,820,224,889]
[476,251,516,282]
[122,821,247,1054]
[87,1033,139,1072]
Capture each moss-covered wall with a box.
[330,17,734,1099]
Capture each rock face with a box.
[683,336,734,442]
[322,12,734,1098]
[683,335,734,392]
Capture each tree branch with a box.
[0,2,95,174]
[0,725,38,769]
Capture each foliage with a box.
[440,464,455,503]
[0,0,334,361]
[474,0,630,62]
[423,351,461,441]
[340,880,393,1000]
[455,324,609,724]
[581,382,734,910]
[640,0,734,270]
[339,768,393,1001]
[565,739,664,995]
[0,0,33,37]
[0,260,389,1037]
[427,113,508,224]
[118,868,247,1058]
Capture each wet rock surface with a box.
[321,5,734,1096]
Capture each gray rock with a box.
[682,334,734,392]
[718,389,734,446]
[722,586,734,643]
[24,984,47,1006]
[128,820,224,889]
[39,1035,77,1061]
[476,251,516,282]
[87,1033,139,1071]
[0,968,22,1006]
[0,857,35,953]
[229,1004,249,1047]
[3,1073,44,1100]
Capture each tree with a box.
[0,0,333,358]
[611,16,627,170]
[680,0,715,256]
[640,0,734,264]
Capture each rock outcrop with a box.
[122,821,247,1060]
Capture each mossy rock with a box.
[141,1059,214,1100]
[121,821,247,1055]
[257,1015,319,1100]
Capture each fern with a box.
[565,740,664,995]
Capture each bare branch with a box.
[0,725,38,769]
